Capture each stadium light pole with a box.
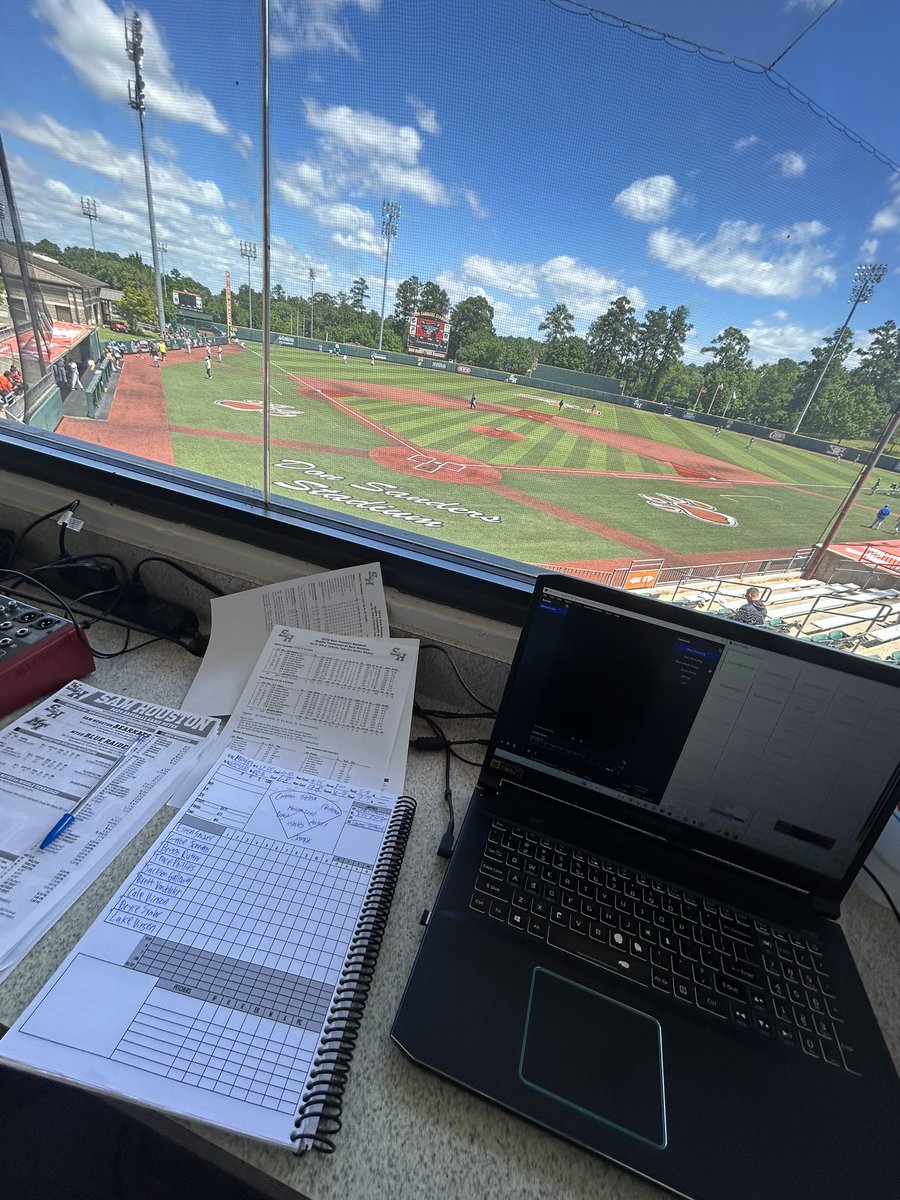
[80,197,99,262]
[378,200,400,351]
[125,12,166,337]
[158,239,168,305]
[793,263,887,434]
[240,241,257,328]
[308,267,316,338]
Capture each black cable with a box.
[413,703,455,856]
[0,569,92,652]
[861,864,900,927]
[9,499,79,568]
[419,643,498,716]
[0,576,204,658]
[133,556,225,597]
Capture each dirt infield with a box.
[289,374,772,485]
[369,445,502,486]
[469,426,526,441]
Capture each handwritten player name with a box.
[272,459,500,527]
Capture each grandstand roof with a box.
[0,242,107,290]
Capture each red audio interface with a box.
[0,593,96,719]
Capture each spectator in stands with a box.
[732,587,767,625]
[9,365,21,387]
[0,372,12,400]
[871,505,891,530]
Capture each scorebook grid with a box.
[103,820,370,1112]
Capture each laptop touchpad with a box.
[520,968,666,1148]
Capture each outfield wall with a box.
[533,363,621,395]
[227,328,900,474]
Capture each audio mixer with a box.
[0,593,96,719]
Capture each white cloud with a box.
[234,132,255,159]
[772,150,807,178]
[871,176,900,233]
[274,159,383,253]
[406,95,440,136]
[443,252,644,327]
[743,318,828,364]
[303,99,421,165]
[613,175,678,223]
[776,219,828,243]
[461,254,538,299]
[733,135,760,152]
[7,154,241,288]
[538,255,646,319]
[270,0,380,58]
[464,189,487,219]
[773,309,788,320]
[274,94,454,244]
[860,237,879,257]
[32,0,228,135]
[0,111,225,209]
[370,159,449,205]
[150,135,179,159]
[648,218,837,299]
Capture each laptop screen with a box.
[485,578,900,890]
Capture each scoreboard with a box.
[407,312,450,359]
[172,289,203,311]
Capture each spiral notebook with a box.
[0,749,415,1153]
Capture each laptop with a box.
[392,574,900,1200]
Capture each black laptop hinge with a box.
[811,895,841,920]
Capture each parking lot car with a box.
[109,320,128,333]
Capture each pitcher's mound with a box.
[470,425,525,441]
[369,445,501,486]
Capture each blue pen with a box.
[39,731,151,850]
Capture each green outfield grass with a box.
[159,345,890,568]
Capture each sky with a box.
[3,0,899,367]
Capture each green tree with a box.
[495,336,542,375]
[448,294,495,360]
[349,277,369,312]
[658,360,704,405]
[699,325,754,413]
[30,238,63,260]
[586,296,637,378]
[538,302,575,346]
[455,331,500,368]
[545,335,589,371]
[418,280,450,316]
[855,319,900,404]
[753,358,801,428]
[118,282,157,329]
[393,275,421,321]
[645,305,692,401]
[624,305,670,395]
[701,326,752,374]
[790,326,856,429]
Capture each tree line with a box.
[27,239,899,441]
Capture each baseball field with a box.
[63,342,891,573]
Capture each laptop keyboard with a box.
[471,818,860,1075]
